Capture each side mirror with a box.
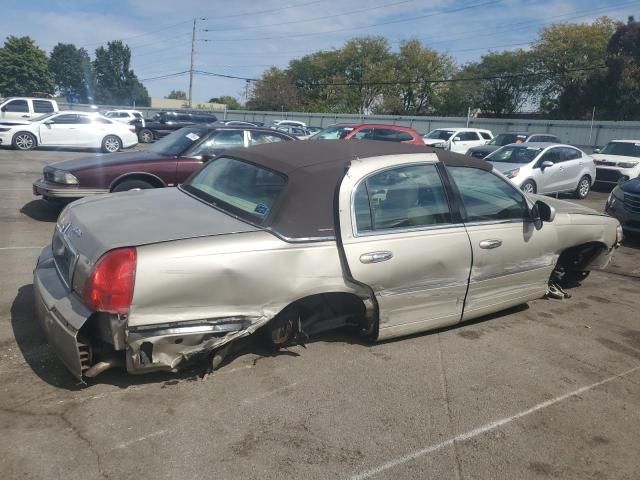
[452,136,461,142]
[541,160,554,169]
[43,119,54,125]
[593,147,601,153]
[531,200,555,230]
[1,106,6,112]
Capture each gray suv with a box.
[467,132,560,159]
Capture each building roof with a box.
[222,140,491,240]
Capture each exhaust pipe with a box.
[84,357,123,378]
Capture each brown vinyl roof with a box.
[222,140,491,240]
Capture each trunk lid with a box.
[57,187,259,264]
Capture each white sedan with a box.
[0,111,139,153]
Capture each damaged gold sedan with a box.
[33,141,622,380]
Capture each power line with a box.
[202,0,414,34]
[201,0,504,42]
[140,71,191,81]
[79,20,193,48]
[200,0,327,21]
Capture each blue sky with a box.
[1,0,638,103]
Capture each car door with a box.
[558,147,584,191]
[38,113,83,145]
[533,147,565,194]
[73,114,103,146]
[339,155,472,340]
[0,99,31,121]
[446,166,558,321]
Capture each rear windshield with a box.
[486,146,542,164]
[145,127,209,156]
[313,125,355,140]
[600,142,640,158]
[425,129,455,140]
[184,157,286,224]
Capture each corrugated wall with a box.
[62,103,640,150]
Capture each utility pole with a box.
[188,18,196,109]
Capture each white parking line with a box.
[351,365,640,480]
[0,246,42,250]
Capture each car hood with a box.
[488,161,528,173]
[530,194,602,216]
[467,145,499,154]
[592,153,639,165]
[58,187,258,263]
[50,150,168,171]
[422,138,448,146]
[620,178,640,194]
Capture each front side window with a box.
[33,100,54,113]
[480,132,492,140]
[146,127,209,156]
[3,99,29,112]
[185,157,286,223]
[373,129,413,142]
[487,146,543,164]
[250,131,287,145]
[540,148,564,163]
[314,125,355,140]
[52,114,79,124]
[186,130,245,156]
[457,131,480,141]
[353,164,451,233]
[448,167,528,223]
[353,128,373,140]
[425,129,454,140]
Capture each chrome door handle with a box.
[359,251,393,264]
[479,239,502,249]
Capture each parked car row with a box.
[31,138,622,380]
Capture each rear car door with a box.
[447,166,558,321]
[32,99,55,117]
[558,147,584,191]
[339,155,472,340]
[452,131,481,153]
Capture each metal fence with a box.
[61,103,640,150]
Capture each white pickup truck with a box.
[0,97,59,121]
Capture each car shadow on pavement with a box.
[20,199,62,222]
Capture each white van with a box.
[0,97,59,121]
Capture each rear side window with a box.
[374,129,413,142]
[52,114,79,124]
[250,131,288,145]
[33,100,54,113]
[3,99,29,112]
[448,167,528,223]
[353,164,451,233]
[480,132,492,140]
[562,147,582,160]
[457,131,480,141]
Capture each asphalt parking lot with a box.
[1,147,639,480]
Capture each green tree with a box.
[246,67,299,111]
[601,16,640,120]
[93,41,150,106]
[49,43,94,103]
[533,17,616,118]
[455,50,538,117]
[380,39,455,115]
[0,36,53,97]
[166,89,187,100]
[209,95,242,109]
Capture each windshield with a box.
[488,133,527,146]
[486,146,543,164]
[600,141,640,158]
[184,157,286,223]
[145,127,209,156]
[313,125,354,140]
[425,129,454,140]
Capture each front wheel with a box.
[111,179,154,192]
[138,129,154,143]
[13,132,37,151]
[261,306,298,349]
[521,180,537,194]
[574,175,591,199]
[101,135,122,153]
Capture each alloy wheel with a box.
[522,182,535,194]
[104,137,120,152]
[579,179,590,198]
[15,134,34,150]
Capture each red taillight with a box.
[82,247,137,315]
[129,127,136,133]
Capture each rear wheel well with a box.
[110,173,165,191]
[260,292,371,348]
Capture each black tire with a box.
[111,179,154,192]
[101,135,122,153]
[261,306,298,349]
[520,179,537,194]
[138,129,154,143]
[559,270,590,288]
[574,175,591,199]
[12,131,37,151]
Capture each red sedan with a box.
[312,123,425,145]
